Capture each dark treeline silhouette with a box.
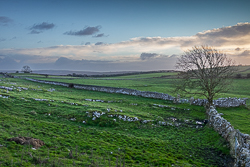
[68,70,176,77]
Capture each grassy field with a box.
[94,72,179,79]
[216,106,250,134]
[0,77,233,166]
[12,72,250,136]
[25,74,250,99]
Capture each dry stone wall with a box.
[191,98,247,107]
[25,78,247,108]
[207,106,250,166]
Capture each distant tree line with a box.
[67,70,176,78]
[234,73,250,79]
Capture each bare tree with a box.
[21,65,32,73]
[174,45,236,105]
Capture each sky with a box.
[0,0,250,71]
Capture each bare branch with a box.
[174,45,236,105]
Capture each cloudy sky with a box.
[0,0,250,71]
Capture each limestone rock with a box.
[7,137,45,149]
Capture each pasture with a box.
[13,71,250,137]
[0,76,234,166]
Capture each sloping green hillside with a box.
[0,77,233,166]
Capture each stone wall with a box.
[25,78,247,108]
[192,98,248,108]
[207,106,250,166]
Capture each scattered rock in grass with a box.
[0,95,9,98]
[47,88,55,92]
[30,110,37,115]
[7,137,45,149]
[0,144,3,147]
[142,120,153,124]
[196,125,203,129]
[196,121,203,125]
[17,87,28,90]
[0,86,13,91]
[34,98,48,101]
[158,121,166,125]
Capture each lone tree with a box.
[21,65,32,73]
[174,45,236,105]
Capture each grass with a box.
[11,72,250,135]
[25,74,250,99]
[94,72,179,79]
[216,106,250,134]
[0,77,233,166]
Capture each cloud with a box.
[140,53,159,60]
[193,22,250,47]
[169,54,179,58]
[30,22,55,30]
[30,30,41,34]
[237,50,250,57]
[0,16,12,26]
[0,54,58,65]
[123,22,250,48]
[196,23,250,38]
[0,56,20,70]
[54,57,71,66]
[0,38,6,42]
[1,22,250,70]
[64,26,101,36]
[95,42,104,45]
[29,22,55,34]
[140,52,176,60]
[93,33,107,38]
[53,56,176,71]
[235,47,241,51]
[11,37,17,40]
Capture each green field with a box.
[26,73,250,99]
[237,65,250,77]
[14,72,250,134]
[0,77,234,166]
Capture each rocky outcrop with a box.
[7,137,45,149]
[207,106,250,166]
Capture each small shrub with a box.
[235,74,242,78]
[247,73,250,78]
[68,83,74,88]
